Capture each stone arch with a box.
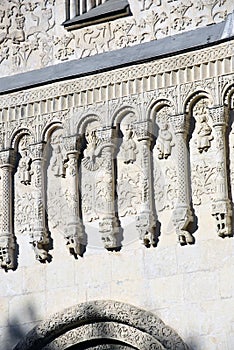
[111,105,140,127]
[77,113,102,135]
[41,121,63,143]
[147,98,175,121]
[222,83,234,108]
[9,127,35,150]
[183,90,213,115]
[14,300,188,350]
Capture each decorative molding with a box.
[14,300,189,350]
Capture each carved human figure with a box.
[156,122,174,159]
[10,15,25,44]
[51,142,65,177]
[84,130,97,161]
[18,149,32,185]
[122,129,137,164]
[196,115,213,153]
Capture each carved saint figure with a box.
[122,129,137,164]
[156,122,174,159]
[196,115,213,153]
[18,149,32,185]
[51,142,66,177]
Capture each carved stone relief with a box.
[154,107,177,213]
[0,0,232,77]
[190,98,216,207]
[14,300,189,350]
[117,117,141,218]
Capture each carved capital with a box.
[208,105,227,126]
[134,121,152,141]
[170,113,189,135]
[0,149,16,169]
[63,134,81,154]
[29,142,46,160]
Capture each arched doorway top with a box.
[14,300,188,350]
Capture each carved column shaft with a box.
[63,135,86,257]
[135,121,156,247]
[0,149,16,270]
[209,106,232,237]
[170,114,194,245]
[96,127,120,251]
[29,142,49,261]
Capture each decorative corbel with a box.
[29,142,50,262]
[208,106,232,237]
[0,149,16,270]
[63,134,86,257]
[170,114,194,245]
[134,121,157,247]
[95,127,121,251]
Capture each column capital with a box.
[170,113,189,135]
[134,120,152,141]
[0,148,16,168]
[63,134,81,154]
[29,142,46,160]
[208,105,228,126]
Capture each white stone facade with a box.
[0,1,234,349]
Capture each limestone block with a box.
[9,293,46,325]
[46,259,75,289]
[144,245,177,278]
[0,269,24,297]
[110,279,148,307]
[111,249,144,281]
[0,297,9,327]
[183,271,219,302]
[23,265,46,294]
[148,275,184,308]
[46,287,85,316]
[218,264,234,298]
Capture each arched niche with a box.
[186,94,215,209]
[14,300,188,350]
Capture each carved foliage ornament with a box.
[14,300,189,350]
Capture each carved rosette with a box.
[29,142,50,262]
[96,127,121,251]
[0,149,16,270]
[208,106,232,237]
[170,114,194,245]
[135,121,157,247]
[63,135,86,257]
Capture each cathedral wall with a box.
[0,7,234,348]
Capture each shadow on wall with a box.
[3,302,39,350]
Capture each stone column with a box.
[96,127,121,251]
[170,113,194,245]
[135,121,156,247]
[63,135,86,257]
[208,106,232,237]
[0,149,16,270]
[29,142,50,261]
